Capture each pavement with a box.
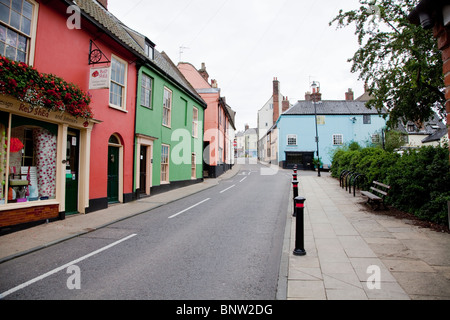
[1,163,450,300]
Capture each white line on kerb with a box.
[0,233,137,299]
[220,184,236,194]
[168,198,211,219]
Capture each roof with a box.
[76,0,205,107]
[283,100,385,116]
[154,51,206,106]
[422,127,448,143]
[73,0,145,56]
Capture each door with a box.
[65,129,79,215]
[108,146,119,203]
[139,145,147,194]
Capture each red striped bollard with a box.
[293,196,306,256]
[291,179,298,216]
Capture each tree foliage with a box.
[330,0,445,128]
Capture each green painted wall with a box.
[134,65,205,191]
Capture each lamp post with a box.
[311,81,321,177]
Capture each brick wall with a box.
[0,204,60,228]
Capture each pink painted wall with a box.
[33,2,137,201]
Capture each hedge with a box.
[331,145,450,225]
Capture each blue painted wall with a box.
[278,114,387,166]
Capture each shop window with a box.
[1,115,57,205]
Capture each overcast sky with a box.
[108,0,366,131]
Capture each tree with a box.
[330,0,445,128]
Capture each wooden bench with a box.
[360,181,390,210]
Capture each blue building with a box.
[277,98,387,169]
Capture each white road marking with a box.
[0,234,137,299]
[168,198,211,219]
[220,185,236,194]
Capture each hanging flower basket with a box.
[9,137,24,153]
[0,55,94,120]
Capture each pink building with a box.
[178,62,235,178]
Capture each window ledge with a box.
[109,105,128,113]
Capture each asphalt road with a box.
[0,163,291,300]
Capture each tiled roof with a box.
[154,51,205,106]
[74,0,145,55]
[72,0,205,106]
[283,100,385,115]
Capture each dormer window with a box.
[145,40,154,60]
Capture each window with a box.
[110,55,127,109]
[333,134,343,146]
[287,134,297,146]
[192,107,198,137]
[363,115,371,124]
[161,144,169,183]
[407,124,415,132]
[1,115,58,205]
[191,153,196,179]
[145,41,154,60]
[141,74,153,109]
[162,87,172,127]
[0,0,36,63]
[371,134,380,144]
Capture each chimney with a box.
[211,79,218,88]
[97,0,108,9]
[198,62,209,82]
[345,88,354,101]
[273,77,280,124]
[310,87,322,102]
[305,91,311,101]
[245,124,249,131]
[282,96,290,113]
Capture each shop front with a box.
[0,95,95,228]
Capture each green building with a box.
[132,36,207,197]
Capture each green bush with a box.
[330,145,450,226]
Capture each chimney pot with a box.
[345,88,354,101]
[97,0,108,9]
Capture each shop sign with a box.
[0,97,90,129]
[89,67,110,90]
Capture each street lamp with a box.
[311,81,321,177]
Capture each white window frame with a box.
[160,144,170,183]
[0,0,39,65]
[162,87,172,127]
[287,134,297,146]
[191,153,196,179]
[109,55,128,111]
[192,106,198,138]
[140,73,153,109]
[333,134,343,146]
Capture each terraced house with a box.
[0,0,206,229]
[130,29,207,196]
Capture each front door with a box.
[65,129,79,215]
[139,145,147,194]
[107,146,119,203]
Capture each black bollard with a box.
[293,196,306,256]
[291,179,298,216]
[292,172,297,181]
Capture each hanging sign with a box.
[89,67,110,89]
